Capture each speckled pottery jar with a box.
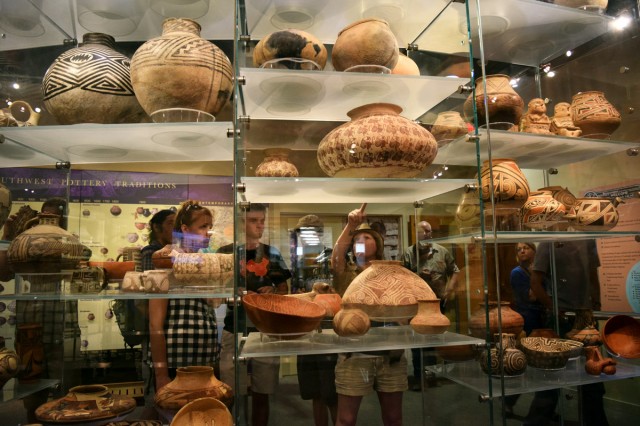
[570,91,621,136]
[155,366,234,410]
[0,182,11,231]
[7,213,84,273]
[479,158,530,208]
[131,18,233,116]
[520,190,567,230]
[317,103,438,178]
[464,74,524,126]
[331,18,398,72]
[253,29,327,69]
[255,148,299,177]
[42,33,146,124]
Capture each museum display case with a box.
[0,0,639,425]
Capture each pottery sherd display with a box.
[463,74,524,126]
[253,29,327,69]
[410,299,450,334]
[36,384,136,423]
[42,33,146,124]
[255,148,299,177]
[155,366,233,411]
[131,18,233,117]
[570,91,621,137]
[317,103,438,178]
[332,18,398,71]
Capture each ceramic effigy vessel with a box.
[42,33,145,124]
[317,103,437,178]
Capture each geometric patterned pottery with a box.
[331,18,399,72]
[570,91,621,137]
[0,182,11,231]
[171,397,233,426]
[601,315,640,359]
[131,18,233,117]
[341,260,436,321]
[0,346,20,389]
[42,33,146,124]
[142,269,170,293]
[565,197,621,231]
[519,337,583,370]
[479,158,530,208]
[463,74,524,126]
[520,190,567,230]
[410,299,450,334]
[332,308,371,337]
[255,148,299,177]
[565,309,602,347]
[35,384,136,423]
[253,29,327,69]
[242,293,325,338]
[479,347,527,377]
[538,186,577,210]
[430,111,468,144]
[155,366,234,411]
[8,213,85,273]
[455,186,481,233]
[88,260,136,281]
[317,103,438,178]
[468,301,525,339]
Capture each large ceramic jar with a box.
[331,18,398,71]
[253,29,327,69]
[410,299,450,334]
[341,260,436,321]
[42,33,146,124]
[255,148,299,177]
[479,158,530,208]
[131,18,233,117]
[468,301,525,339]
[155,365,233,410]
[570,91,621,137]
[0,182,11,231]
[7,213,84,273]
[520,190,568,230]
[35,384,136,423]
[15,323,44,383]
[317,103,438,178]
[463,74,524,127]
[538,186,577,210]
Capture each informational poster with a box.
[586,180,640,313]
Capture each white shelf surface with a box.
[436,357,640,398]
[435,130,639,169]
[0,379,59,403]
[240,68,468,121]
[240,177,475,204]
[0,133,63,167]
[417,0,613,66]
[433,230,640,246]
[0,122,234,165]
[241,327,484,358]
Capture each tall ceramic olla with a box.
[317,103,438,178]
[42,33,146,124]
[130,18,233,117]
[479,158,530,208]
[463,74,524,128]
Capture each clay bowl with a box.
[242,293,325,339]
[519,337,582,370]
[171,397,233,426]
[602,315,640,359]
[88,261,135,280]
[152,255,173,269]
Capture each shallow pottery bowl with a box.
[242,293,325,339]
[171,397,233,426]
[602,315,640,359]
[519,337,582,369]
[88,261,136,280]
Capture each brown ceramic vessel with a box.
[242,293,325,338]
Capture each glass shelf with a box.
[432,230,640,246]
[240,177,475,203]
[434,357,640,398]
[416,0,613,67]
[0,122,234,167]
[241,327,484,358]
[0,379,59,403]
[0,290,233,301]
[239,68,468,121]
[0,132,63,167]
[435,130,639,169]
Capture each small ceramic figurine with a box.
[550,101,582,137]
[521,98,552,134]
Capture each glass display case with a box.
[0,1,639,425]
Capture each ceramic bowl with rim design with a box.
[519,337,583,370]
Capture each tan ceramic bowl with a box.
[242,293,325,339]
[171,397,232,426]
[602,315,640,359]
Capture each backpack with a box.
[111,299,148,348]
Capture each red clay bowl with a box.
[242,293,325,339]
[602,315,640,359]
[152,255,173,269]
[88,261,136,280]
